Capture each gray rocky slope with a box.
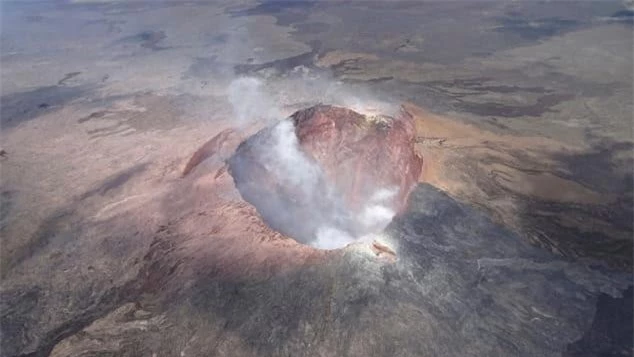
[19,184,629,357]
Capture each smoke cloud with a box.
[267,120,322,192]
[227,77,282,127]
[357,188,398,232]
[314,226,356,250]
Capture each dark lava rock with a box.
[44,184,632,357]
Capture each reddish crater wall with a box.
[292,105,422,214]
[228,104,422,245]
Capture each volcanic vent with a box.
[227,105,423,249]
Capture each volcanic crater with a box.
[185,104,422,254]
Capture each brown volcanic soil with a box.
[141,162,330,292]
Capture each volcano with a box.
[7,103,630,357]
[227,105,422,248]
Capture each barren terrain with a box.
[1,1,632,356]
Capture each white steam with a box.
[312,188,397,249]
[267,120,322,194]
[357,188,398,232]
[228,77,282,127]
[314,226,356,250]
